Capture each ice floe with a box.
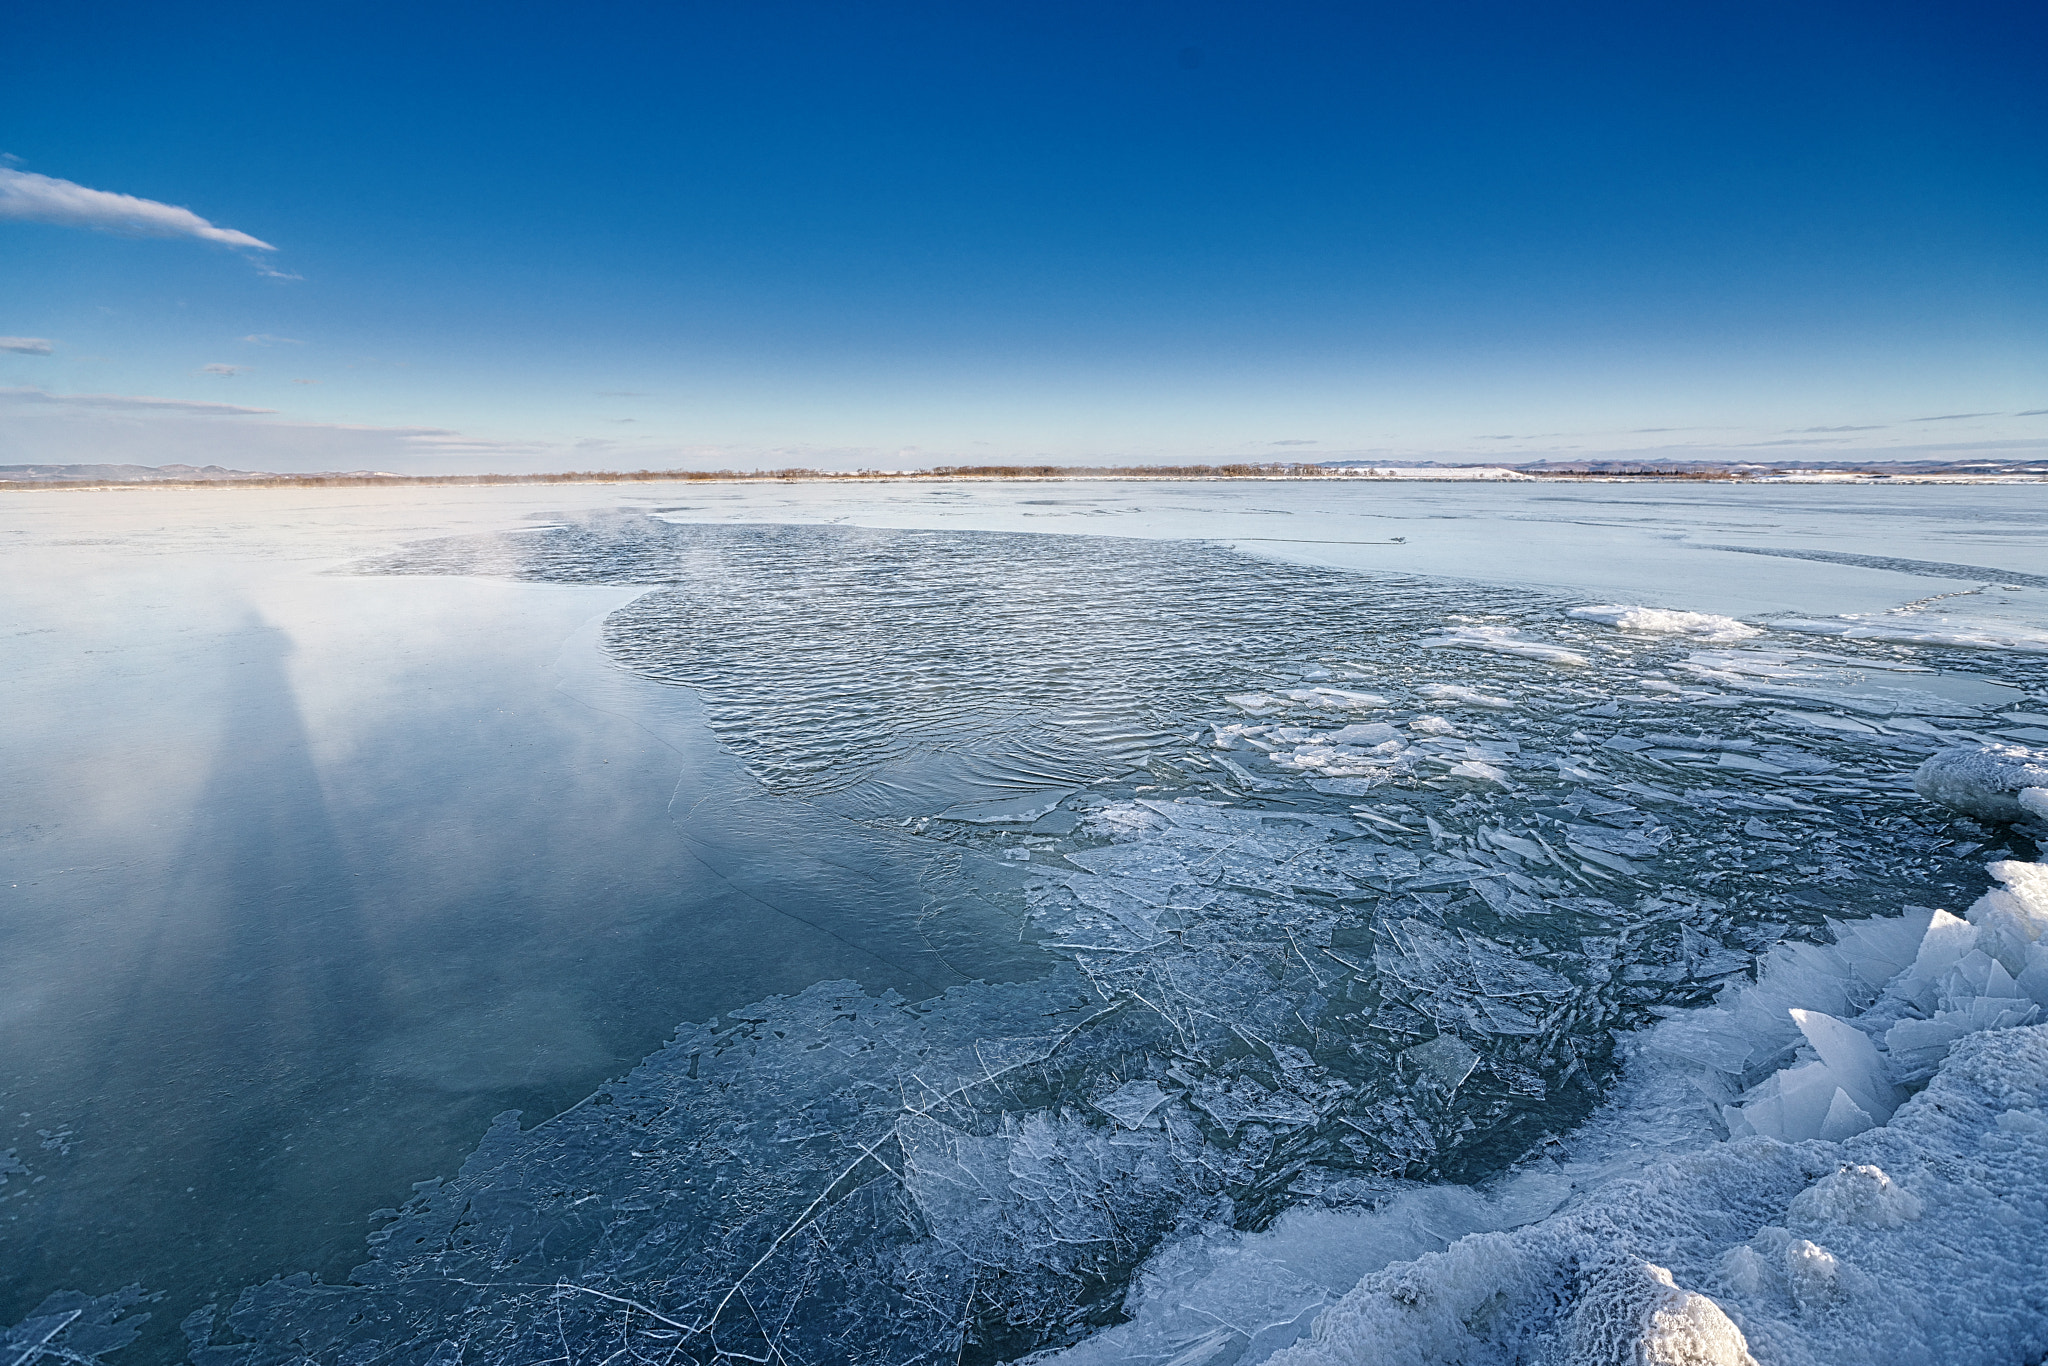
[0,1288,150,1366]
[1776,615,2048,654]
[1413,684,1513,710]
[1912,741,2048,824]
[1420,626,1589,667]
[1568,605,1762,641]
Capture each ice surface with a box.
[1787,1009,1903,1122]
[1028,1174,1572,1366]
[20,501,2038,1364]
[1776,615,2048,654]
[1,1288,150,1365]
[1412,685,1511,710]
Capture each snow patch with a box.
[1569,605,1761,641]
[1056,846,2048,1366]
[1268,1016,2048,1366]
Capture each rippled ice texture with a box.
[172,512,2046,1366]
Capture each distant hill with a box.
[0,462,278,482]
[1319,457,2048,477]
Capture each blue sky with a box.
[3,0,2044,472]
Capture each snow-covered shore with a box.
[1047,772,2048,1366]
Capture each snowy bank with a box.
[1048,840,2048,1366]
[1271,1021,2048,1366]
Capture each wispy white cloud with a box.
[241,334,303,345]
[0,336,53,354]
[0,386,275,415]
[0,165,275,251]
[200,363,247,376]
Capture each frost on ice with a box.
[176,516,2048,1365]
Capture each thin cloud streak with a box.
[0,166,275,251]
[0,336,54,354]
[0,386,276,415]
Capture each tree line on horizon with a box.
[0,461,1776,489]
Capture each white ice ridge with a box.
[1418,625,1589,667]
[1047,854,2048,1366]
[1567,604,1762,641]
[1773,615,2048,654]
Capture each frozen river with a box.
[3,478,2046,1365]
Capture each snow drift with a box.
[1567,605,1761,642]
[1055,847,2048,1366]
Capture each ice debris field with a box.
[12,513,2048,1366]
